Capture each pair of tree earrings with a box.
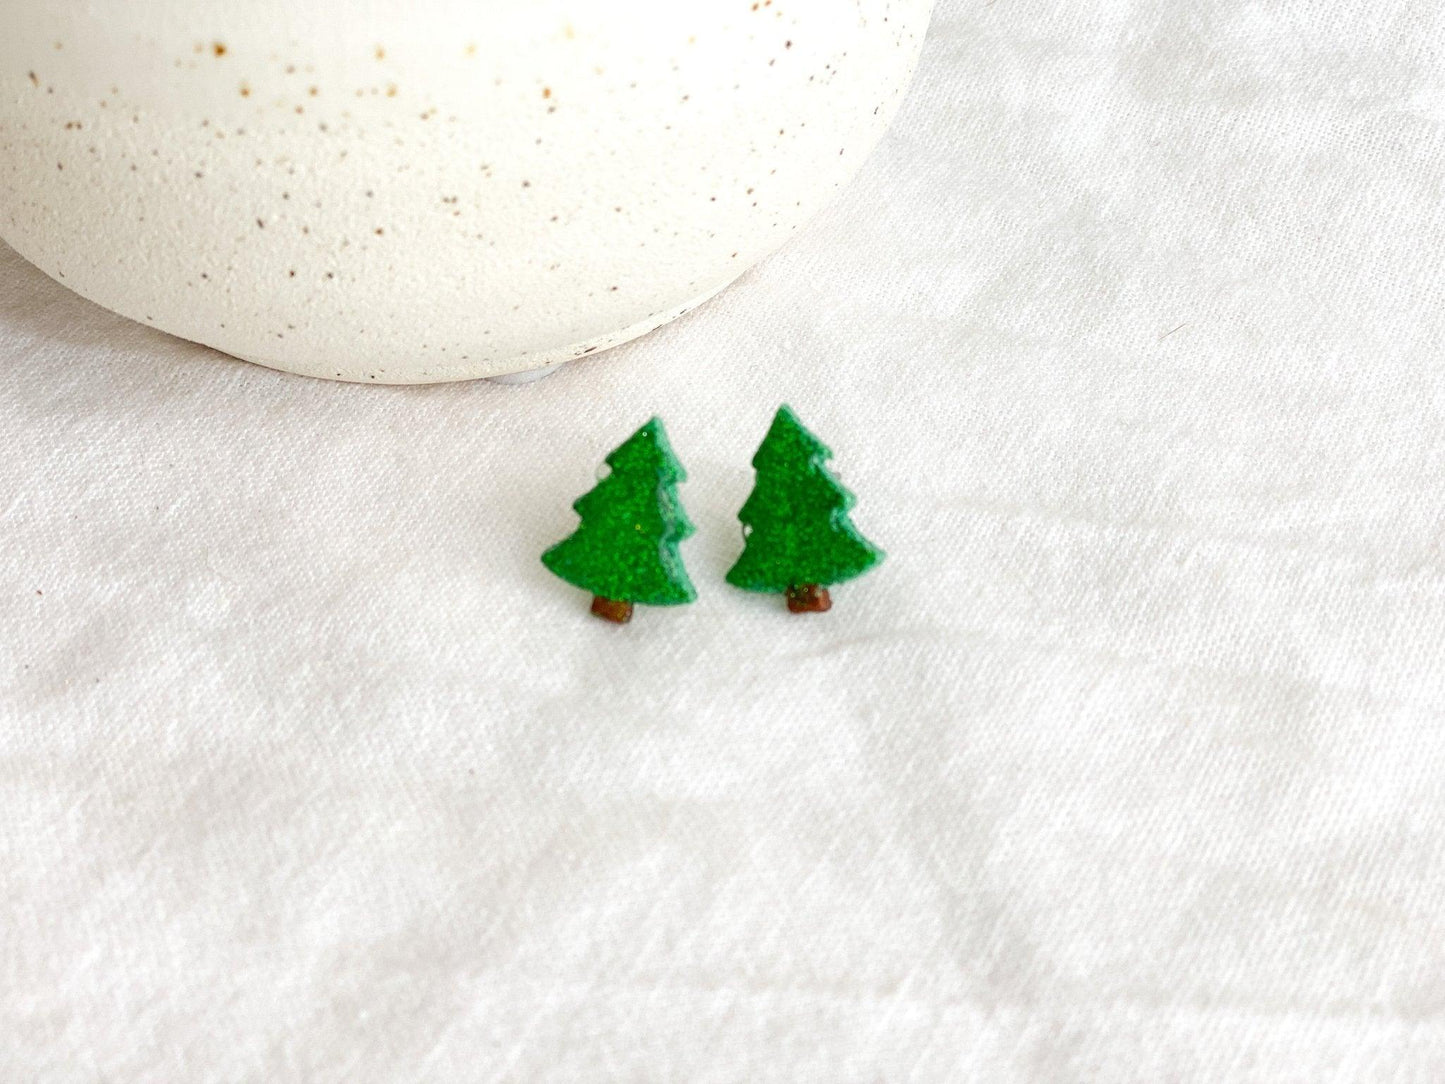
[542,405,884,623]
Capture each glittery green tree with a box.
[542,417,697,623]
[726,405,883,613]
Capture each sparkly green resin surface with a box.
[726,405,883,593]
[542,417,697,606]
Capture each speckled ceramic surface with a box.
[0,0,933,383]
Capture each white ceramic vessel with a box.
[0,0,932,382]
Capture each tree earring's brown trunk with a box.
[786,583,831,613]
[591,596,634,623]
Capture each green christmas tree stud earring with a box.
[542,416,698,623]
[726,404,884,613]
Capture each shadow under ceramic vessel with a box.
[0,0,934,382]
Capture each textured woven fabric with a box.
[5,1,1445,1079]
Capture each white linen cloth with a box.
[5,1,1445,1079]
